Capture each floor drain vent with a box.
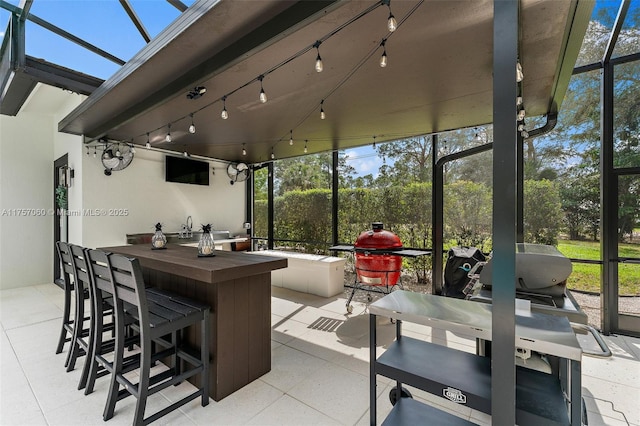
[308,317,344,332]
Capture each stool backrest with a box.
[69,245,91,295]
[106,253,150,326]
[85,249,114,295]
[56,241,75,289]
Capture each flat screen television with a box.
[165,155,210,185]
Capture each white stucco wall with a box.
[0,83,247,289]
[80,147,246,249]
[0,84,82,289]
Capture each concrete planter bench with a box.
[250,250,346,297]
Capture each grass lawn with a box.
[558,239,640,296]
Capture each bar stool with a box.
[83,248,139,396]
[67,244,117,390]
[54,241,89,368]
[103,252,210,425]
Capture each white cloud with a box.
[344,149,383,176]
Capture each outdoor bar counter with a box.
[102,243,287,401]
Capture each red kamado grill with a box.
[355,222,403,287]
[330,223,431,314]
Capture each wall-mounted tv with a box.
[165,155,210,185]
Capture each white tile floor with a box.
[1,284,639,426]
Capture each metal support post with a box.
[491,0,518,423]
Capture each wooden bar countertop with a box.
[101,244,287,284]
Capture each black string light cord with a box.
[89,1,426,159]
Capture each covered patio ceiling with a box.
[58,0,592,165]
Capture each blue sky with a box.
[1,0,194,79]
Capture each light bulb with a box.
[518,124,525,131]
[93,149,97,158]
[304,140,308,153]
[271,151,275,160]
[380,50,388,67]
[521,130,529,138]
[516,61,524,82]
[221,96,229,119]
[165,133,172,143]
[130,145,136,154]
[86,148,90,155]
[258,76,267,103]
[320,108,326,120]
[516,96,523,106]
[387,13,397,32]
[315,53,323,73]
[242,147,247,156]
[183,151,188,157]
[188,114,196,133]
[517,108,526,121]
[289,130,294,146]
[146,142,151,149]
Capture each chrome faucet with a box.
[179,216,193,239]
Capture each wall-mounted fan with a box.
[227,162,249,184]
[102,143,134,176]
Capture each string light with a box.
[516,61,524,82]
[289,130,294,145]
[314,41,323,73]
[474,128,482,142]
[271,148,275,160]
[380,39,388,67]
[130,143,136,154]
[258,75,267,103]
[372,135,377,148]
[93,147,97,158]
[517,108,526,121]
[123,1,413,157]
[221,96,229,119]
[383,0,397,32]
[188,113,196,134]
[242,143,246,156]
[86,146,90,155]
[304,140,308,153]
[516,96,523,106]
[165,124,172,143]
[183,151,188,157]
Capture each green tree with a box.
[374,136,432,185]
[443,180,492,250]
[274,152,355,195]
[533,11,640,242]
[558,165,600,240]
[523,180,564,245]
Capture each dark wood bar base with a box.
[102,244,287,401]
